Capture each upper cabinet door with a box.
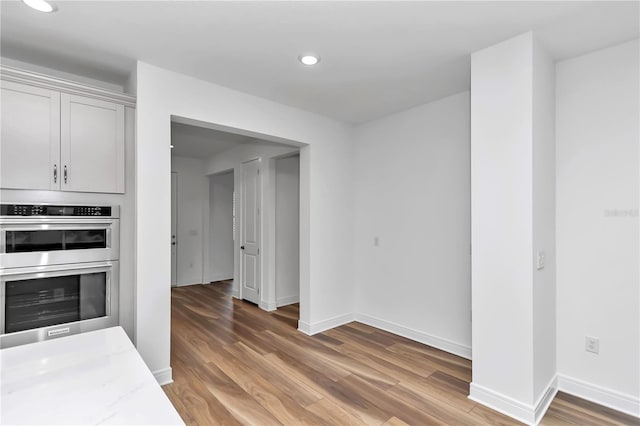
[1,81,61,190]
[61,94,125,193]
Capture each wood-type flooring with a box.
[163,282,638,426]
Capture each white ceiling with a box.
[1,1,638,123]
[171,122,254,158]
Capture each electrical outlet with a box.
[585,336,599,354]
[536,251,545,270]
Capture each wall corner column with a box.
[469,32,556,425]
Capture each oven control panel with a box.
[0,204,113,217]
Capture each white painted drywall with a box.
[532,36,557,405]
[352,91,471,357]
[206,140,298,175]
[275,155,300,307]
[556,39,639,404]
[470,32,536,408]
[208,171,234,283]
[170,155,207,286]
[470,32,558,424]
[135,62,354,379]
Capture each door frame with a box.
[236,152,301,312]
[204,168,235,285]
[263,151,301,311]
[168,115,310,330]
[170,171,178,287]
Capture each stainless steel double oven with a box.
[0,204,119,348]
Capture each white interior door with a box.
[241,159,261,304]
[171,172,178,287]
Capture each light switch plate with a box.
[585,336,599,354]
[537,251,545,270]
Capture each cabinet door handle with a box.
[53,165,57,183]
[64,165,68,184]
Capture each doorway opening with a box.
[170,172,178,287]
[169,118,303,330]
[208,170,235,286]
[274,153,300,309]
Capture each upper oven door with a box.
[0,218,120,269]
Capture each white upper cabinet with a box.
[0,67,134,194]
[1,81,61,190]
[61,94,125,193]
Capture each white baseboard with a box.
[534,376,559,424]
[176,281,202,287]
[260,300,277,311]
[298,313,354,335]
[469,376,558,425]
[153,367,173,386]
[557,374,640,418]
[354,313,472,360]
[206,274,233,283]
[469,383,535,425]
[277,295,299,307]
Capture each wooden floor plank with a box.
[468,404,524,425]
[336,373,448,425]
[382,417,411,426]
[189,362,283,426]
[327,329,439,379]
[305,397,368,426]
[163,282,637,426]
[223,341,324,407]
[387,383,478,426]
[386,343,472,382]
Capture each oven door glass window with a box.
[4,272,107,333]
[5,229,107,253]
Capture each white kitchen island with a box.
[0,326,184,425]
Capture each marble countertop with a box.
[1,326,184,425]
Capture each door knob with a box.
[240,245,245,250]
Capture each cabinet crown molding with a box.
[1,65,136,107]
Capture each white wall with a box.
[470,33,558,424]
[170,155,207,286]
[275,155,300,307]
[206,140,297,175]
[532,37,557,406]
[136,62,354,381]
[208,171,234,283]
[556,39,639,414]
[353,91,471,358]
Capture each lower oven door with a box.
[0,261,119,348]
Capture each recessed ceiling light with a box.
[299,55,320,66]
[22,0,56,12]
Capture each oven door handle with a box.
[0,261,114,277]
[0,221,116,230]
